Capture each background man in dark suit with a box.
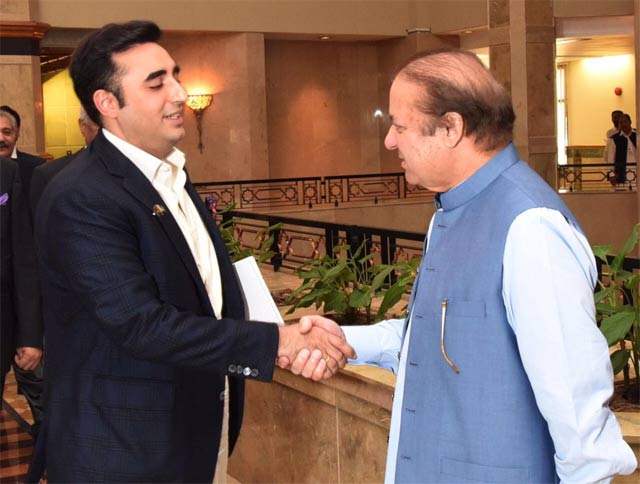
[34,20,354,483]
[30,108,99,213]
[0,106,45,437]
[0,157,42,405]
[0,106,45,207]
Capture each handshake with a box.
[276,316,357,381]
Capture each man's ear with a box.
[441,112,464,148]
[93,90,119,120]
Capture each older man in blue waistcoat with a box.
[285,48,637,483]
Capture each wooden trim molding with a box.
[0,21,50,40]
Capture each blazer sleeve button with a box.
[242,367,251,376]
[250,369,259,377]
[228,364,237,373]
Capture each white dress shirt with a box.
[605,130,638,165]
[343,207,637,483]
[103,129,223,318]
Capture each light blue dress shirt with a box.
[343,207,637,483]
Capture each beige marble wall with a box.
[554,0,633,18]
[0,54,45,155]
[162,32,269,183]
[1,1,46,155]
[562,191,639,253]
[34,0,414,36]
[0,0,33,20]
[269,191,636,251]
[265,40,382,179]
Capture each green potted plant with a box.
[593,223,640,403]
[217,204,282,264]
[285,239,419,324]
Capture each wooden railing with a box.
[557,163,637,192]
[193,172,434,210]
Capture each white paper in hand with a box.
[233,256,284,325]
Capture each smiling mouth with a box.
[164,112,183,120]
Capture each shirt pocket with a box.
[442,298,486,319]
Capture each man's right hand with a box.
[277,316,354,381]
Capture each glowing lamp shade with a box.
[186,93,213,112]
[186,93,214,153]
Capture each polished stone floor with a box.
[0,371,33,483]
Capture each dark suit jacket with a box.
[35,132,279,482]
[14,150,45,213]
[29,149,81,216]
[0,158,42,380]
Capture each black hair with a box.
[0,105,21,129]
[69,20,162,126]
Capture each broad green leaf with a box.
[594,287,617,305]
[298,268,323,281]
[341,269,357,283]
[287,280,315,299]
[324,292,347,313]
[301,287,331,305]
[595,302,618,315]
[349,289,371,308]
[323,262,348,281]
[376,284,407,318]
[610,349,631,376]
[600,311,635,346]
[592,245,613,264]
[370,265,395,292]
[611,224,639,272]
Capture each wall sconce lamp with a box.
[186,93,213,153]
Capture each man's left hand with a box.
[14,347,42,371]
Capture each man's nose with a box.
[171,80,187,104]
[384,127,397,150]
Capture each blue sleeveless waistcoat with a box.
[395,144,579,483]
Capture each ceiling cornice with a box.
[0,21,50,40]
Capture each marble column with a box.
[0,1,49,155]
[489,0,556,187]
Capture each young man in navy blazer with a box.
[33,20,354,483]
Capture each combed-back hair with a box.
[0,105,20,129]
[69,20,162,126]
[394,48,515,152]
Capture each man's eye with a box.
[394,125,406,133]
[149,84,163,90]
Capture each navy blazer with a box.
[34,132,279,482]
[0,158,42,381]
[14,150,45,214]
[29,149,81,217]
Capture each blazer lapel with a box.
[185,179,245,320]
[92,133,213,315]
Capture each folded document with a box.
[233,256,284,325]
